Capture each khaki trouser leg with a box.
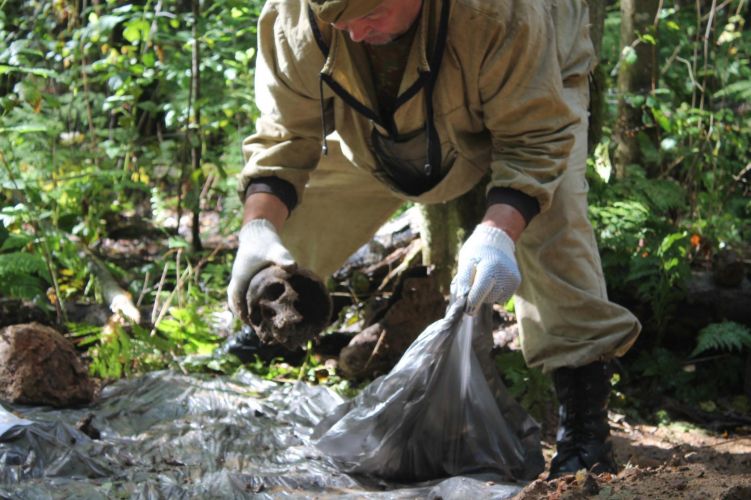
[515,81,641,373]
[281,136,404,278]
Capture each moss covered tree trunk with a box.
[419,182,486,294]
[615,0,660,179]
[588,0,606,150]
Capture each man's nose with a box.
[348,26,370,42]
[343,21,373,43]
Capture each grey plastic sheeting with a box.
[314,300,544,481]
[0,369,524,499]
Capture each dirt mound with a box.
[0,322,95,407]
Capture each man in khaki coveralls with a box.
[227,0,641,478]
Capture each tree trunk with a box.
[588,0,606,150]
[190,0,203,252]
[588,1,607,54]
[419,203,459,295]
[419,181,486,294]
[615,0,660,179]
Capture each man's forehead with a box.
[308,0,385,23]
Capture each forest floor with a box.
[35,211,748,499]
[517,417,751,499]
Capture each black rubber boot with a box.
[548,361,617,479]
[222,325,304,364]
[223,325,263,363]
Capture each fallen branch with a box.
[80,247,141,324]
[664,398,751,431]
[375,238,424,292]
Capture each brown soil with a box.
[0,322,96,407]
[516,417,751,500]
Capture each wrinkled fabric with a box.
[1,369,525,498]
[308,0,383,23]
[514,80,641,373]
[240,0,584,212]
[314,299,544,481]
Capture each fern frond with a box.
[714,80,751,100]
[0,233,32,252]
[0,273,47,299]
[691,322,751,357]
[0,252,50,281]
[642,179,686,213]
[67,323,104,347]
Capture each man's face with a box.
[331,0,422,45]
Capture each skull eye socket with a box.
[288,274,329,329]
[263,282,287,300]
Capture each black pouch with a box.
[371,126,445,196]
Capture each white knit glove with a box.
[227,219,296,323]
[450,224,521,315]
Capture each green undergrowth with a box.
[1,1,749,427]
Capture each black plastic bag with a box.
[313,298,545,482]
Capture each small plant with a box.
[0,222,51,300]
[495,351,553,421]
[70,322,171,379]
[69,303,224,379]
[155,306,222,355]
[691,321,751,357]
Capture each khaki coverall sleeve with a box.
[238,2,326,203]
[479,1,579,214]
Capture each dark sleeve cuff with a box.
[486,187,540,226]
[244,176,299,213]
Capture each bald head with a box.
[308,0,385,23]
[328,0,423,45]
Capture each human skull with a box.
[247,266,332,349]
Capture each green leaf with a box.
[123,18,150,43]
[0,124,49,134]
[1,233,32,252]
[91,14,126,32]
[0,65,59,78]
[652,109,673,133]
[692,322,751,357]
[142,52,156,68]
[658,232,688,256]
[625,93,645,108]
